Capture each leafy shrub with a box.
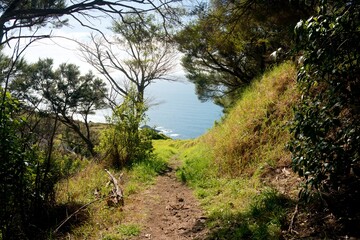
[289,2,360,198]
[0,89,61,238]
[96,89,153,168]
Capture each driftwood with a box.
[105,168,124,206]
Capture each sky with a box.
[4,18,110,74]
[4,20,185,83]
[2,1,189,75]
[2,9,189,119]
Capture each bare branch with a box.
[1,0,178,46]
[78,15,178,105]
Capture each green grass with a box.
[101,223,141,240]
[152,139,187,161]
[117,223,141,237]
[54,151,168,239]
[163,62,299,239]
[54,62,299,239]
[202,62,298,177]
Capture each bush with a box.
[289,2,360,198]
[0,89,61,238]
[96,90,153,168]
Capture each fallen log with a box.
[105,168,124,206]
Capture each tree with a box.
[0,0,176,238]
[79,13,177,108]
[0,0,174,47]
[11,59,108,156]
[176,0,314,108]
[289,1,360,198]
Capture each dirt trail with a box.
[123,157,208,240]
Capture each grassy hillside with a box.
[165,62,301,239]
[53,62,300,239]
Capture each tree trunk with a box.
[60,114,96,157]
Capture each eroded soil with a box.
[123,158,208,240]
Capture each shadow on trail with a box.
[290,177,360,239]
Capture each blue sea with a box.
[145,80,223,139]
[90,80,223,139]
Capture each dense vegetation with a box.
[1,0,359,239]
[289,1,360,198]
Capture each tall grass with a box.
[202,62,298,176]
[174,62,299,239]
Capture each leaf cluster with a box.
[10,58,108,156]
[289,1,360,198]
[0,89,63,238]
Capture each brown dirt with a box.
[122,157,208,240]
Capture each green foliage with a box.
[289,2,360,198]
[176,0,312,108]
[0,89,27,238]
[96,88,153,168]
[128,157,167,185]
[201,62,297,176]
[117,223,141,237]
[207,189,290,240]
[100,224,141,240]
[11,58,108,156]
[0,89,61,239]
[176,141,216,186]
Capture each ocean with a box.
[90,80,223,139]
[145,80,223,139]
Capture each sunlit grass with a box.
[202,62,298,176]
[171,62,299,239]
[54,150,169,239]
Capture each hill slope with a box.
[169,62,301,239]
